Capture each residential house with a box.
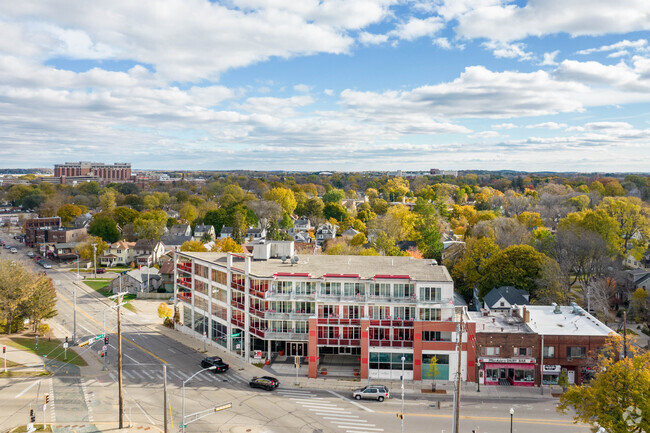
[341,228,360,239]
[194,224,216,241]
[52,243,79,262]
[134,239,166,266]
[289,218,311,234]
[482,286,530,312]
[160,233,193,249]
[246,227,266,241]
[219,227,234,239]
[74,213,93,229]
[158,260,175,293]
[315,222,337,246]
[110,267,160,294]
[26,217,61,247]
[99,240,136,267]
[169,224,192,237]
[292,231,312,243]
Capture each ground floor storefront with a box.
[478,357,536,387]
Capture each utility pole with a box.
[72,285,77,345]
[452,311,464,433]
[117,293,124,429]
[92,243,97,279]
[163,365,168,433]
[540,334,544,395]
[623,310,627,359]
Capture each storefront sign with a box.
[543,364,561,373]
[478,357,535,364]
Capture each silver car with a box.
[352,385,390,401]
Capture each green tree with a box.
[264,187,297,215]
[21,276,58,333]
[88,215,120,243]
[279,213,294,229]
[324,202,348,221]
[203,209,228,234]
[599,197,650,259]
[99,189,117,212]
[133,210,168,239]
[372,198,388,215]
[75,236,109,264]
[479,245,548,299]
[114,206,140,227]
[451,237,500,299]
[179,202,198,223]
[559,209,620,255]
[77,181,101,196]
[304,198,325,218]
[0,260,34,334]
[322,189,345,204]
[350,233,368,246]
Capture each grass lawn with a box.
[6,337,87,367]
[83,278,112,296]
[11,425,52,432]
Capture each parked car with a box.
[96,268,107,274]
[33,255,42,261]
[41,263,52,269]
[26,251,34,257]
[249,377,276,391]
[260,376,280,388]
[4,244,11,249]
[10,248,17,253]
[352,385,390,401]
[200,356,229,372]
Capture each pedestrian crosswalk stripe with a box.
[323,417,363,421]
[319,414,359,419]
[331,420,373,426]
[140,370,154,379]
[130,370,145,380]
[302,405,345,410]
[168,371,186,381]
[308,409,351,414]
[296,402,338,407]
[279,391,311,395]
[337,426,383,431]
[123,371,134,379]
[346,431,382,433]
[290,398,329,401]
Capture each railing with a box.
[317,338,361,346]
[419,297,453,305]
[250,327,265,338]
[231,317,245,328]
[177,278,192,289]
[265,290,315,301]
[264,330,309,341]
[178,292,192,303]
[177,263,192,273]
[249,308,265,319]
[265,311,314,320]
[231,299,245,310]
[370,339,414,348]
[317,317,361,325]
[369,319,415,327]
[318,294,418,303]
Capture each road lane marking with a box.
[374,411,589,426]
[279,390,312,395]
[57,288,168,364]
[319,414,359,418]
[337,426,383,431]
[328,390,374,413]
[302,404,344,410]
[308,409,351,414]
[15,380,40,398]
[291,399,332,403]
[334,422,375,426]
[323,417,365,421]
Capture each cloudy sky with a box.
[1,1,650,172]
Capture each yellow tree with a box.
[180,240,207,252]
[75,236,108,264]
[264,187,297,215]
[211,238,244,253]
[57,204,83,226]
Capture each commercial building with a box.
[174,241,475,382]
[53,162,133,185]
[25,217,61,247]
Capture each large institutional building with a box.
[174,241,475,382]
[52,161,132,184]
[174,241,613,386]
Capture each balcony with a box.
[418,297,453,306]
[317,338,361,346]
[178,292,192,304]
[369,339,414,348]
[231,317,245,328]
[231,300,245,310]
[177,278,192,289]
[317,317,361,325]
[264,330,309,341]
[265,311,314,320]
[265,290,315,301]
[368,319,415,327]
[177,263,192,273]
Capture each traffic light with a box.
[104,336,109,345]
[2,346,5,354]
[396,413,404,419]
[30,409,35,423]
[65,336,68,343]
[44,394,49,405]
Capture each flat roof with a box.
[178,252,453,282]
[522,305,614,337]
[469,311,533,334]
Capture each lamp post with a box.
[510,407,514,433]
[400,356,405,433]
[477,361,481,392]
[182,366,216,433]
[365,326,370,385]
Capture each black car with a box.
[249,377,276,391]
[260,376,280,388]
[201,356,229,372]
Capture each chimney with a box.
[523,308,530,324]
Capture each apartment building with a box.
[174,241,475,381]
[53,161,132,184]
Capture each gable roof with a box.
[484,286,530,308]
[194,224,214,233]
[169,224,191,236]
[160,234,193,246]
[134,239,159,250]
[159,259,175,275]
[221,226,234,234]
[109,240,136,250]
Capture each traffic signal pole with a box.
[118,297,124,429]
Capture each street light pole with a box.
[182,366,217,433]
[92,243,97,279]
[72,284,77,345]
[401,356,405,433]
[477,362,481,392]
[510,407,514,433]
[366,326,370,386]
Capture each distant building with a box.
[53,161,133,185]
[482,286,530,312]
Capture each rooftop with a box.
[521,305,614,337]
[178,252,452,282]
[469,310,532,334]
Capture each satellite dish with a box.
[291,255,299,265]
[281,255,287,263]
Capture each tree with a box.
[451,237,500,300]
[76,236,109,264]
[0,260,33,334]
[180,240,207,252]
[304,198,325,218]
[586,277,616,324]
[479,245,547,299]
[57,204,83,226]
[629,288,647,322]
[77,181,101,196]
[179,202,198,223]
[114,206,140,227]
[322,189,345,204]
[559,350,650,433]
[248,200,283,222]
[372,199,389,215]
[158,303,172,319]
[88,215,121,243]
[21,276,58,333]
[350,233,368,246]
[559,209,620,255]
[99,189,117,212]
[211,238,244,253]
[203,209,228,234]
[599,197,650,259]
[264,187,297,215]
[323,202,348,221]
[133,210,168,239]
[472,217,532,249]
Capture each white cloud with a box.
[455,1,650,42]
[526,122,567,129]
[541,50,560,66]
[584,121,634,130]
[470,130,500,138]
[324,89,334,96]
[482,41,532,60]
[577,39,648,55]
[293,84,311,93]
[492,123,517,129]
[388,16,444,41]
[358,31,389,45]
[433,37,452,49]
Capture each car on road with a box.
[96,268,107,274]
[26,251,34,257]
[352,385,390,401]
[200,356,229,372]
[42,263,51,269]
[10,248,17,253]
[34,255,42,261]
[4,244,11,249]
[249,377,276,391]
[260,376,280,388]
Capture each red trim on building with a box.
[273,272,312,277]
[373,275,411,280]
[323,273,360,278]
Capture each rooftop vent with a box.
[553,303,562,314]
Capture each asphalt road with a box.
[0,235,591,433]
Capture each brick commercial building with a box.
[471,303,614,387]
[25,217,61,247]
[174,241,475,382]
[53,162,133,185]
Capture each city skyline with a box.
[1,1,650,171]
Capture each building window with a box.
[567,346,587,359]
[344,282,364,297]
[543,346,555,358]
[370,306,388,319]
[419,286,441,301]
[369,352,413,371]
[422,331,441,341]
[370,283,390,297]
[514,347,532,357]
[393,306,414,320]
[482,346,500,356]
[419,308,441,320]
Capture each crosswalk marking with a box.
[332,421,374,426]
[167,370,186,381]
[298,402,338,407]
[317,414,359,418]
[337,426,383,431]
[290,398,330,401]
[141,370,154,379]
[308,408,351,414]
[302,404,346,410]
[129,370,145,380]
[322,416,362,421]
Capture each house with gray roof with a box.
[482,286,530,312]
[169,224,192,237]
[110,266,160,294]
[194,224,215,241]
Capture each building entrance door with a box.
[287,343,306,356]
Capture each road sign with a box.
[230,333,241,337]
[63,342,68,349]
[95,334,104,341]
[179,424,187,428]
[102,345,107,352]
[235,344,241,349]
[203,331,206,338]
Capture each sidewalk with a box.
[0,336,48,373]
